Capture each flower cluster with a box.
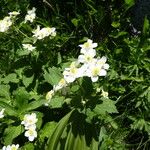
[0,108,5,118]
[0,11,19,32]
[63,39,109,82]
[45,39,109,105]
[22,44,36,51]
[25,7,36,23]
[32,25,56,40]
[21,113,38,141]
[22,7,56,51]
[2,144,19,150]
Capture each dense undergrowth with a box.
[0,0,150,149]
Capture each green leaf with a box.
[26,99,46,111]
[99,126,107,142]
[0,85,10,100]
[4,125,23,145]
[13,87,30,109]
[36,112,43,130]
[71,18,79,27]
[43,67,62,86]
[22,143,34,150]
[47,110,74,150]
[22,75,34,87]
[111,22,120,28]
[57,52,62,65]
[124,0,135,5]
[71,84,80,92]
[2,73,19,84]
[0,100,18,116]
[94,98,118,115]
[39,121,57,140]
[143,16,149,36]
[50,96,64,108]
[16,49,30,56]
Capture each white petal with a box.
[29,136,35,141]
[80,48,86,54]
[86,49,96,57]
[64,76,76,83]
[99,69,107,76]
[103,64,109,70]
[87,39,93,43]
[92,43,98,48]
[78,55,85,63]
[100,56,107,63]
[91,76,98,82]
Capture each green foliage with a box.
[4,125,23,145]
[47,110,99,150]
[0,0,150,149]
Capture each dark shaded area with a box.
[131,0,150,30]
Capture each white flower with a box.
[87,61,107,82]
[25,7,36,23]
[0,16,13,32]
[21,113,38,129]
[9,11,20,16]
[46,90,54,100]
[2,144,19,150]
[22,44,36,51]
[53,78,67,91]
[45,90,55,106]
[63,62,80,83]
[2,146,6,150]
[97,56,109,69]
[0,108,5,118]
[79,39,97,54]
[101,89,108,98]
[25,126,37,141]
[32,26,56,40]
[78,52,96,64]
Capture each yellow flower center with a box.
[70,68,77,74]
[59,78,66,85]
[85,55,92,61]
[28,129,34,135]
[92,68,99,76]
[11,147,17,150]
[84,42,90,48]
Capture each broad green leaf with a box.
[2,73,19,84]
[13,87,30,109]
[70,84,80,92]
[64,127,75,150]
[16,49,30,56]
[0,84,10,99]
[47,110,74,150]
[0,100,18,116]
[99,126,107,142]
[94,98,118,115]
[26,99,46,111]
[22,143,34,150]
[4,125,23,145]
[39,122,57,140]
[50,96,64,108]
[43,67,62,86]
[22,75,34,87]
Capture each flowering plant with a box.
[0,0,150,150]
